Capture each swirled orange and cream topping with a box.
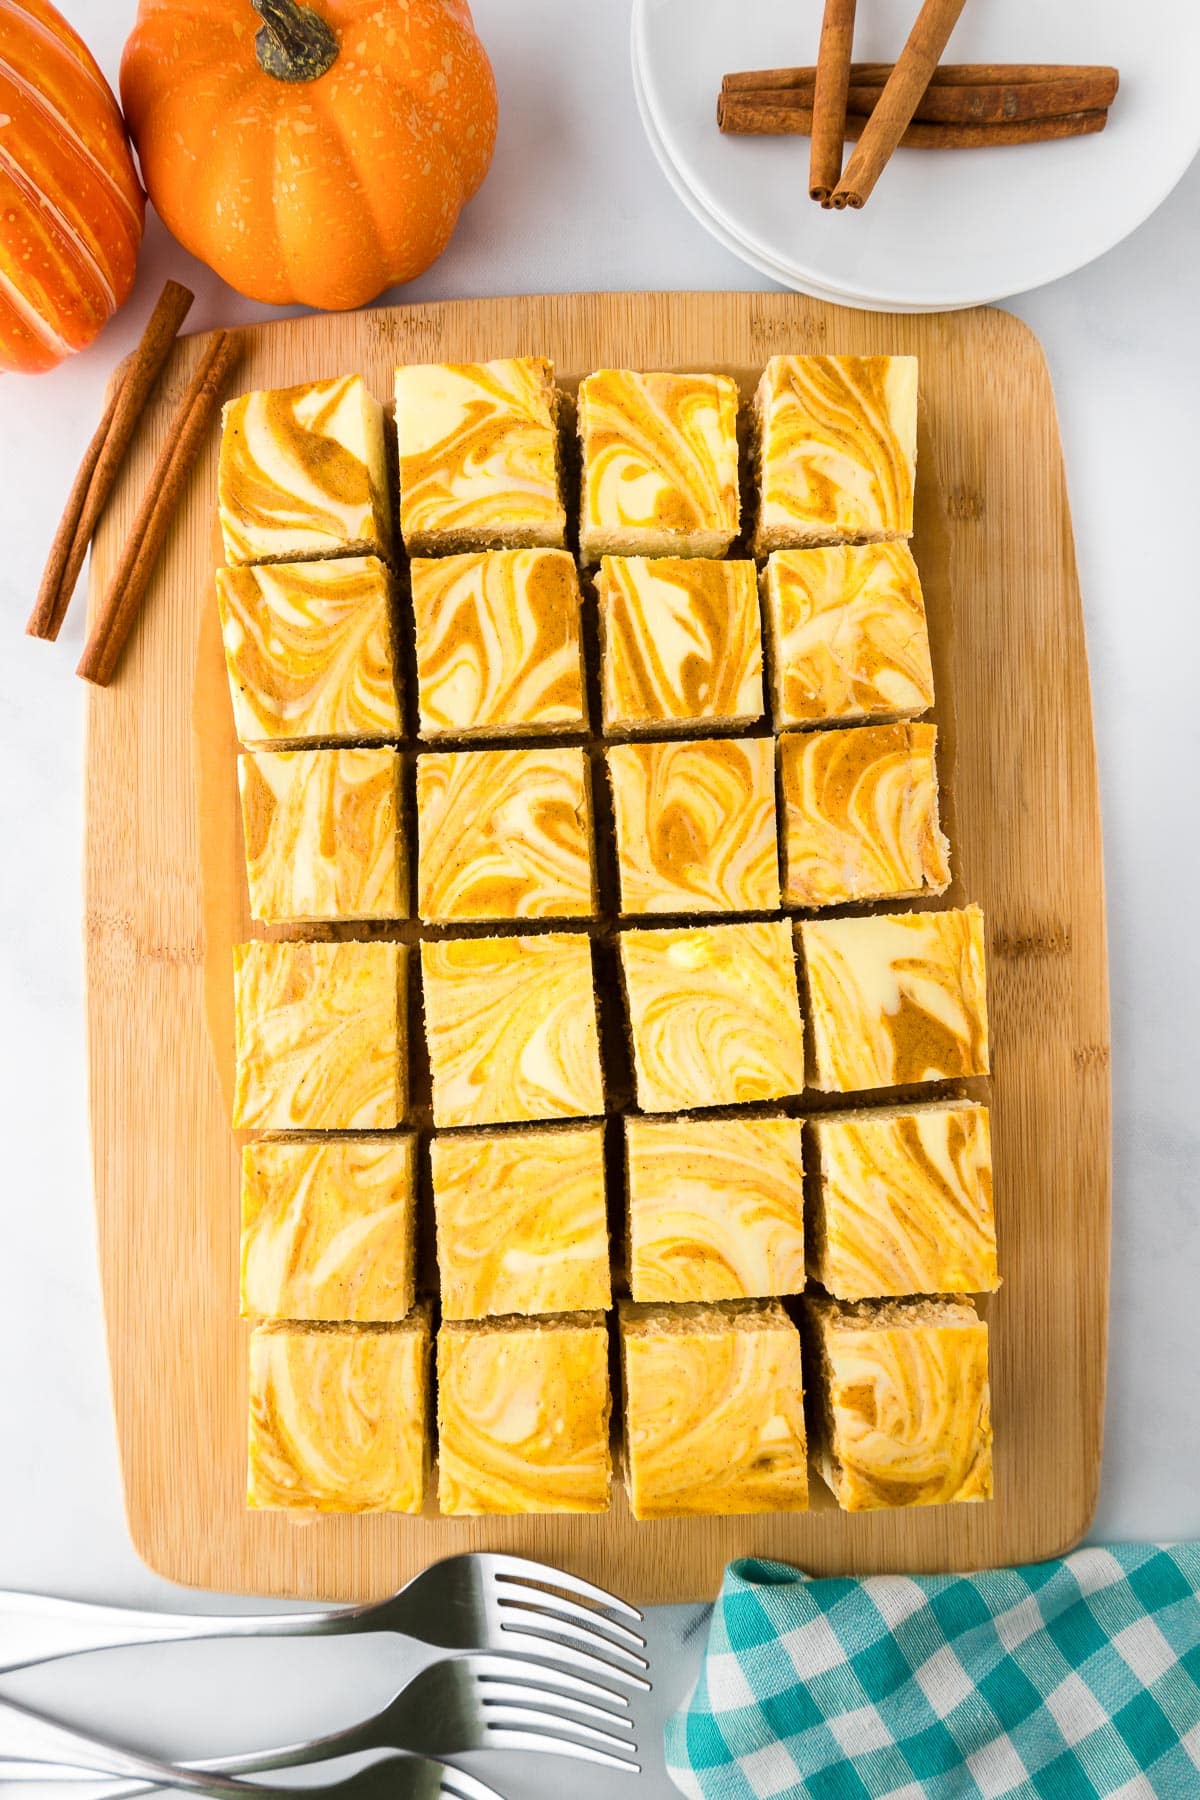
[620,1301,808,1517]
[780,721,950,908]
[608,737,780,914]
[416,747,595,923]
[247,1312,430,1513]
[626,1115,806,1303]
[394,358,566,553]
[597,557,763,734]
[578,370,740,560]
[437,1315,612,1515]
[421,934,603,1128]
[808,1101,996,1300]
[239,748,405,925]
[807,1295,993,1510]
[219,377,391,566]
[411,550,587,738]
[240,1136,417,1322]
[215,558,401,748]
[800,905,989,1094]
[432,1124,610,1319]
[619,920,805,1112]
[752,355,917,553]
[233,939,406,1131]
[762,543,934,727]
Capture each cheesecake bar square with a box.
[752,355,918,555]
[239,747,406,925]
[411,549,587,740]
[394,358,566,554]
[762,543,934,728]
[626,1114,806,1303]
[779,721,950,909]
[608,737,780,915]
[233,939,406,1130]
[578,370,740,562]
[619,921,805,1112]
[240,1135,417,1322]
[800,905,989,1093]
[806,1100,996,1300]
[416,746,595,923]
[421,933,603,1128]
[215,557,401,749]
[438,1314,612,1515]
[620,1301,808,1517]
[597,557,763,735]
[219,376,391,566]
[805,1294,993,1510]
[247,1310,430,1513]
[432,1123,610,1320]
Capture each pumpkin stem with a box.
[251,0,338,82]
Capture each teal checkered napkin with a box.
[665,1546,1200,1799]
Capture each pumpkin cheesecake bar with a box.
[233,939,406,1131]
[799,905,989,1093]
[416,746,595,923]
[394,358,566,554]
[619,1300,808,1517]
[626,1114,806,1303]
[219,375,391,566]
[410,549,587,740]
[804,1294,993,1510]
[432,1123,610,1319]
[761,544,934,729]
[779,721,950,909]
[597,557,763,735]
[578,369,740,561]
[239,747,406,924]
[437,1313,612,1515]
[240,1135,417,1322]
[752,355,918,555]
[806,1100,997,1300]
[247,1308,430,1513]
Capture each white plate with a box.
[633,0,1200,310]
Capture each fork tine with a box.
[483,1553,643,1620]
[497,1588,647,1649]
[492,1625,651,1690]
[483,1726,640,1772]
[497,1609,650,1672]
[464,1651,630,1699]
[476,1678,633,1727]
[483,1703,638,1753]
[436,1773,508,1800]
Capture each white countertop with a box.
[1,2,1197,1794]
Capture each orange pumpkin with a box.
[120,0,498,311]
[0,0,144,374]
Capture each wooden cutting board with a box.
[84,291,1109,1602]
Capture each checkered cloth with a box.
[665,1547,1200,1799]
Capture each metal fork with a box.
[0,1554,649,1689]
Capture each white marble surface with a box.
[0,2,1197,1794]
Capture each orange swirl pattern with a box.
[239,748,404,924]
[438,1316,612,1514]
[753,355,917,550]
[619,921,805,1112]
[411,550,586,738]
[800,905,989,1093]
[215,558,401,748]
[247,1313,430,1513]
[626,1116,806,1303]
[808,1297,993,1510]
[620,1302,809,1517]
[219,377,391,566]
[780,721,950,908]
[233,940,405,1131]
[394,358,566,551]
[608,737,780,914]
[416,747,595,923]
[763,543,934,727]
[240,1137,416,1323]
[432,1125,610,1319]
[598,557,763,732]
[810,1102,997,1299]
[421,934,604,1128]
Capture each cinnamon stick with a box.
[27,280,194,642]
[809,0,857,203]
[724,63,1118,93]
[77,331,240,689]
[732,72,1117,126]
[719,97,1109,148]
[832,0,971,207]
